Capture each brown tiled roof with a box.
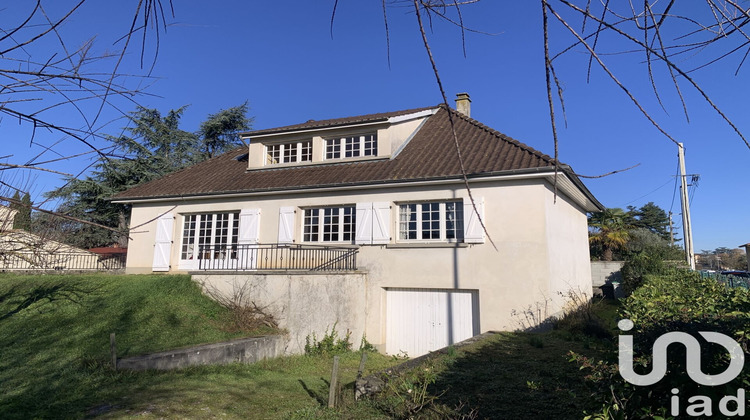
[114,106,577,201]
[242,106,438,137]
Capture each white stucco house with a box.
[113,94,604,356]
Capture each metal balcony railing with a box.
[197,243,358,272]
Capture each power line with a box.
[622,178,675,206]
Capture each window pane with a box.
[301,141,312,161]
[182,213,243,260]
[345,136,360,158]
[266,144,281,165]
[283,143,297,163]
[421,203,440,239]
[231,212,239,258]
[303,206,355,243]
[445,202,464,240]
[304,209,320,242]
[197,214,214,259]
[399,204,417,240]
[181,215,197,259]
[213,213,232,259]
[343,207,355,241]
[323,208,340,241]
[326,138,341,159]
[364,134,377,156]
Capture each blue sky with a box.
[2,1,748,252]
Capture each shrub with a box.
[200,280,279,334]
[572,269,750,419]
[553,291,612,340]
[619,247,682,295]
[304,323,352,356]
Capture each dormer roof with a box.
[241,106,437,137]
[113,105,603,211]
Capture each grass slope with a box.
[0,273,620,419]
[0,274,275,418]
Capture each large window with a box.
[398,201,464,242]
[181,212,240,260]
[303,206,356,243]
[326,134,377,159]
[266,140,312,165]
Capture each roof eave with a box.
[112,166,603,211]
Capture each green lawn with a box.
[0,274,397,419]
[0,273,620,419]
[352,299,622,419]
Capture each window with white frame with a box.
[180,212,240,260]
[303,206,356,243]
[325,138,341,159]
[265,140,312,165]
[398,201,464,241]
[326,134,377,159]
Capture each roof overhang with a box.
[112,166,604,212]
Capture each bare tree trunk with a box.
[117,212,129,248]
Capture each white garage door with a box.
[385,288,479,357]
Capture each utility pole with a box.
[668,211,674,246]
[678,143,695,270]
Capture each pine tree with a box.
[45,104,252,248]
[13,193,32,231]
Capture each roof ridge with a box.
[438,105,555,164]
[244,105,438,137]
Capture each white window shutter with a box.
[355,203,373,245]
[278,206,295,244]
[238,209,261,244]
[463,197,485,244]
[371,202,391,244]
[152,213,174,271]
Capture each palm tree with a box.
[589,208,630,261]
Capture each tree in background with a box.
[44,104,252,249]
[198,102,253,159]
[698,248,748,271]
[625,202,672,242]
[8,192,32,231]
[588,208,630,261]
[590,202,685,261]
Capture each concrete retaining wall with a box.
[590,261,625,289]
[193,272,368,355]
[117,335,285,371]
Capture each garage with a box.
[385,288,480,357]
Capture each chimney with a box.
[455,92,471,117]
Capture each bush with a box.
[573,269,750,419]
[553,291,612,340]
[304,323,352,356]
[619,246,684,295]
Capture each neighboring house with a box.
[0,205,120,271]
[113,94,604,356]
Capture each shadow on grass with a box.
[298,379,327,406]
[0,274,243,419]
[427,333,608,419]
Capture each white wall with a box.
[192,272,368,354]
[124,177,595,352]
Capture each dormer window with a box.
[266,140,312,165]
[326,134,377,160]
